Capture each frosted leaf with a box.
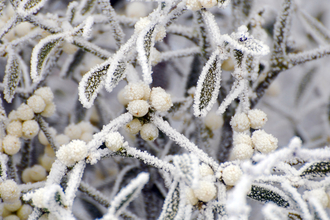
[30,33,64,83]
[173,154,199,188]
[247,184,290,208]
[217,0,230,9]
[201,10,221,45]
[79,0,96,16]
[137,25,156,84]
[299,10,330,45]
[193,51,222,117]
[78,61,110,108]
[105,172,149,217]
[0,154,8,182]
[3,51,22,103]
[66,1,78,23]
[72,36,112,60]
[223,26,269,56]
[168,97,193,117]
[17,0,48,16]
[104,61,127,93]
[158,181,181,220]
[65,161,86,207]
[299,161,330,178]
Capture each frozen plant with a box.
[0,0,330,219]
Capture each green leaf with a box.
[247,184,290,208]
[104,61,127,93]
[193,51,222,117]
[78,61,110,108]
[80,0,96,16]
[159,181,181,220]
[30,34,63,83]
[3,52,22,103]
[300,161,330,178]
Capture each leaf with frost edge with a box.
[193,51,222,117]
[30,33,64,83]
[3,51,22,103]
[78,60,111,108]
[17,0,49,16]
[173,154,200,188]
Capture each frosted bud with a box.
[199,163,214,177]
[14,22,32,37]
[251,130,278,153]
[233,133,252,146]
[16,104,34,121]
[105,132,124,152]
[34,87,54,104]
[40,154,55,171]
[186,0,202,11]
[22,168,33,183]
[155,25,166,41]
[134,17,151,33]
[56,140,88,166]
[3,215,20,220]
[200,0,217,8]
[22,120,40,139]
[78,121,95,134]
[126,2,147,18]
[29,165,47,182]
[27,95,46,113]
[151,47,161,66]
[303,189,328,208]
[124,82,145,101]
[221,57,235,71]
[230,112,250,132]
[185,188,198,205]
[32,188,46,208]
[117,89,130,106]
[62,41,79,54]
[140,123,159,141]
[248,109,267,129]
[232,144,254,160]
[8,110,19,121]
[80,132,93,143]
[127,100,150,117]
[17,204,33,220]
[55,134,71,146]
[3,135,21,155]
[6,120,22,137]
[150,87,172,112]
[45,145,56,157]
[64,123,82,140]
[0,180,21,203]
[41,102,56,117]
[204,112,223,130]
[193,180,216,202]
[38,127,57,146]
[125,118,142,134]
[4,199,22,212]
[222,165,242,186]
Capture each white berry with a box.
[17,204,33,220]
[233,133,252,146]
[140,123,159,141]
[80,132,93,143]
[16,104,34,121]
[0,180,21,203]
[232,144,254,160]
[56,140,88,166]
[40,154,55,171]
[251,130,278,153]
[29,165,47,182]
[200,0,217,8]
[204,112,223,130]
[150,87,172,112]
[124,82,145,101]
[193,180,217,202]
[41,102,56,117]
[199,163,214,177]
[230,112,250,132]
[124,118,142,134]
[38,127,57,146]
[186,0,202,11]
[4,199,22,212]
[105,132,124,152]
[22,120,40,139]
[27,95,46,113]
[248,109,267,129]
[222,165,242,186]
[2,135,21,155]
[78,121,95,134]
[55,134,71,146]
[127,100,150,117]
[6,120,22,138]
[117,88,130,106]
[126,2,147,18]
[34,87,54,104]
[64,123,82,140]
[185,188,198,205]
